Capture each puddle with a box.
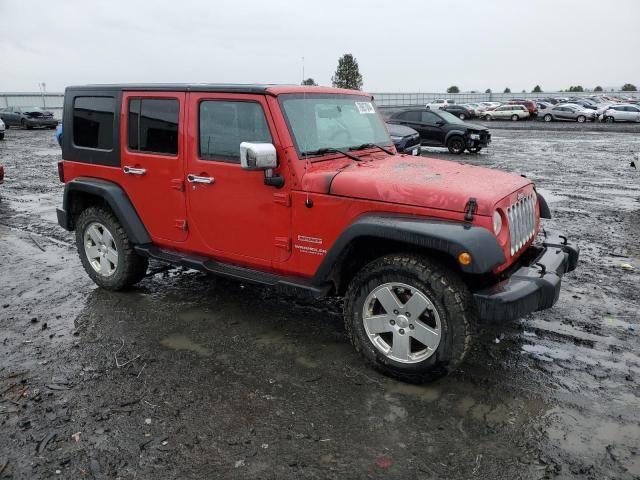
[160,334,211,356]
[384,381,442,402]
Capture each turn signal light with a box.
[458,252,472,266]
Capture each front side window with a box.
[128,98,179,155]
[73,96,115,150]
[199,101,272,163]
[279,94,391,156]
[421,111,441,124]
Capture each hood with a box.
[386,123,418,137]
[24,110,53,117]
[302,155,531,215]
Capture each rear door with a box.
[120,92,188,243]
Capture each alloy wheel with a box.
[83,222,119,277]
[362,282,442,364]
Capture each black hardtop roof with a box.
[65,83,282,95]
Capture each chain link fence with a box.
[0,93,65,119]
[371,91,639,107]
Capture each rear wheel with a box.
[605,116,615,123]
[458,113,466,120]
[544,114,552,122]
[577,115,586,123]
[447,136,465,154]
[344,254,475,383]
[511,114,519,121]
[75,206,148,290]
[484,114,492,121]
[21,119,32,130]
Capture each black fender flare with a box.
[536,192,551,219]
[444,130,467,144]
[312,214,506,284]
[57,177,151,245]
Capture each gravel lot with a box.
[1,127,639,479]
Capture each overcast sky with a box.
[1,0,638,93]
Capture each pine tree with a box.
[447,86,460,93]
[301,78,317,86]
[532,85,542,93]
[331,54,363,90]
[504,87,511,93]
[594,86,603,92]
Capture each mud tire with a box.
[344,254,475,383]
[75,206,148,290]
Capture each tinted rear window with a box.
[128,98,179,155]
[73,97,115,150]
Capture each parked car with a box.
[566,99,597,110]
[600,104,640,123]
[425,99,449,110]
[506,99,538,117]
[542,104,596,122]
[0,118,5,140]
[388,108,491,153]
[56,84,578,383]
[386,123,421,155]
[483,105,529,121]
[0,106,58,129]
[535,101,553,120]
[464,103,487,116]
[442,104,475,120]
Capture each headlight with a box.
[470,133,480,140]
[493,210,502,235]
[390,135,403,142]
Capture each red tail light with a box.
[57,161,64,182]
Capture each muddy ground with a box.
[0,127,639,479]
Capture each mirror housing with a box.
[240,142,278,170]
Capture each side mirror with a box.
[436,121,445,126]
[240,142,277,170]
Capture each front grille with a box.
[507,193,537,256]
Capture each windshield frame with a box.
[436,110,466,125]
[277,93,393,160]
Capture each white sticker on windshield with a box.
[355,102,375,114]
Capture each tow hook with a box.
[534,262,547,277]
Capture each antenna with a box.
[301,56,305,84]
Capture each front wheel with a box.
[75,206,149,290]
[459,113,466,120]
[544,114,552,122]
[511,114,519,121]
[605,116,615,123]
[344,254,475,383]
[484,114,492,121]
[447,136,465,154]
[21,119,32,130]
[577,115,586,123]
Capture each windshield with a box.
[22,106,43,112]
[279,94,392,157]
[436,110,466,125]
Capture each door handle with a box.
[187,174,214,184]
[123,166,147,175]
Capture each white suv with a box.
[601,104,640,123]
[484,105,530,121]
[425,99,449,110]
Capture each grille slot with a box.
[507,193,537,256]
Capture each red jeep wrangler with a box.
[57,84,578,382]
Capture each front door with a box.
[120,92,188,243]
[185,93,288,267]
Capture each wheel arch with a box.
[59,177,151,245]
[312,214,506,294]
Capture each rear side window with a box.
[396,111,421,122]
[73,96,115,150]
[128,98,179,155]
[199,101,272,163]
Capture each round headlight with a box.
[493,210,502,235]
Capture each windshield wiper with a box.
[300,147,362,162]
[349,143,395,155]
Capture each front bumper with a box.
[24,117,58,127]
[473,230,579,322]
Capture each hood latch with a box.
[464,197,478,221]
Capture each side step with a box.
[134,244,330,298]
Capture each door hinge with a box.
[171,179,185,192]
[274,237,291,251]
[175,220,188,231]
[273,192,291,207]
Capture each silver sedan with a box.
[541,104,596,123]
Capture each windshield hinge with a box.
[464,197,478,221]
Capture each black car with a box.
[386,123,421,155]
[388,109,491,154]
[0,106,58,129]
[442,104,475,120]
